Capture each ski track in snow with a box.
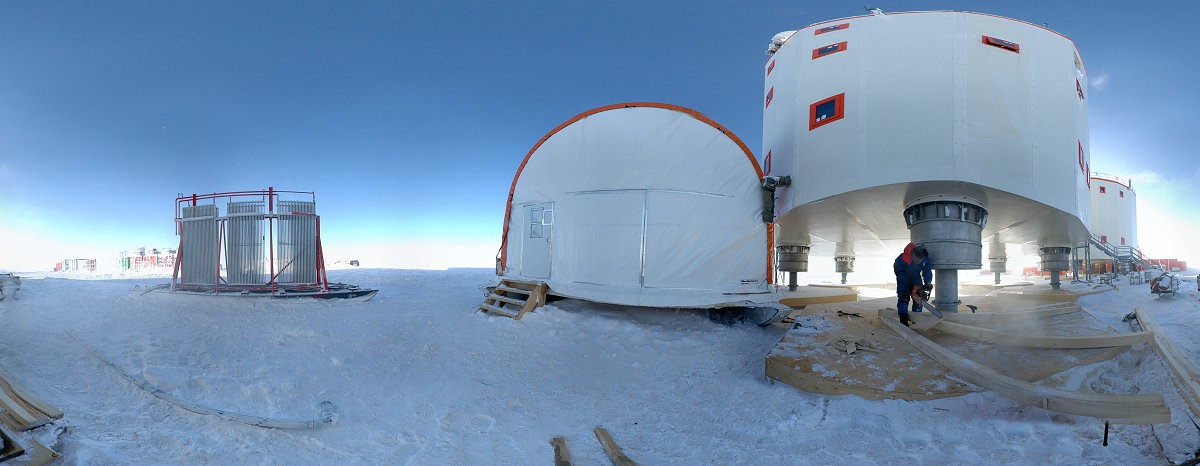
[0,269,1197,464]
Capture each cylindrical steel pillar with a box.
[934,269,960,310]
[777,243,810,292]
[1040,246,1071,290]
[904,195,988,314]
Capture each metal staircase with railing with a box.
[1088,233,1151,272]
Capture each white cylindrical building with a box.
[1088,173,1138,267]
[763,11,1092,300]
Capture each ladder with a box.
[479,279,548,320]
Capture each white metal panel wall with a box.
[276,201,317,284]
[765,11,1090,245]
[225,201,266,285]
[180,204,219,285]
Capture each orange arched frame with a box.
[498,102,774,284]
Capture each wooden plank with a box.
[0,367,62,419]
[778,294,858,308]
[943,305,1080,324]
[496,285,531,295]
[493,295,526,307]
[910,315,1154,349]
[480,302,518,318]
[593,427,637,466]
[500,280,537,292]
[550,437,572,466]
[878,308,1170,424]
[0,428,24,463]
[28,439,60,466]
[0,381,44,431]
[1134,308,1200,418]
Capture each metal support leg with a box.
[933,269,960,313]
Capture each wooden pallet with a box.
[479,280,547,320]
[0,366,63,432]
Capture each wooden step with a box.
[496,285,531,295]
[494,295,526,306]
[479,281,548,320]
[480,302,518,318]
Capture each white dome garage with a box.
[499,102,771,307]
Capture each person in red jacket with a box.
[893,243,932,326]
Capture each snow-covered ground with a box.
[0,269,1198,464]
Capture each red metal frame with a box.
[765,87,774,109]
[815,23,848,35]
[809,93,845,130]
[766,59,774,76]
[982,35,1020,53]
[811,41,848,59]
[171,187,328,296]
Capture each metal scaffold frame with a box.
[170,187,330,296]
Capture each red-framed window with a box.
[982,35,1020,53]
[764,149,772,175]
[815,23,848,35]
[1101,235,1107,243]
[765,87,774,109]
[812,41,848,59]
[767,59,775,76]
[1120,190,1124,198]
[1100,186,1106,194]
[1121,237,1126,245]
[1078,141,1085,172]
[1076,79,1085,99]
[809,93,845,130]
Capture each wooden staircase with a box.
[480,279,548,320]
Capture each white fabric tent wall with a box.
[501,103,771,307]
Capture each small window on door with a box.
[542,209,553,225]
[529,208,544,238]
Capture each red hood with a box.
[902,243,916,264]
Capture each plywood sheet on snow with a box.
[766,288,1129,401]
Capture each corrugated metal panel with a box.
[180,204,219,285]
[226,201,266,285]
[276,201,317,284]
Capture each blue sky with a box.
[1,1,1198,271]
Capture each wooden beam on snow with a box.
[910,315,1154,349]
[593,427,638,466]
[1134,308,1200,419]
[879,309,1169,424]
[550,437,572,466]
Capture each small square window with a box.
[812,41,848,59]
[815,23,848,35]
[766,59,775,76]
[1101,235,1107,243]
[982,35,1020,53]
[809,93,845,130]
[765,87,774,109]
[1099,186,1106,194]
[1119,191,1124,198]
[1121,237,1126,245]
